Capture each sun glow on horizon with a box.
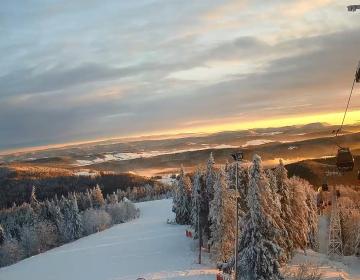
[2,109,360,156]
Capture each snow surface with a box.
[1,200,359,280]
[288,250,360,280]
[288,146,298,150]
[241,139,275,147]
[74,145,238,167]
[74,170,99,177]
[0,199,216,280]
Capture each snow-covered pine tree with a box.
[91,185,105,208]
[237,155,283,280]
[107,192,119,205]
[303,180,319,250]
[204,153,216,240]
[226,161,248,214]
[205,152,216,201]
[190,168,202,235]
[13,203,36,240]
[45,199,64,238]
[262,169,291,262]
[61,195,83,242]
[76,192,92,212]
[173,166,191,225]
[29,186,40,214]
[274,160,294,256]
[287,177,308,251]
[86,189,93,208]
[209,169,236,262]
[0,225,4,245]
[19,224,39,257]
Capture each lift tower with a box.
[327,186,343,257]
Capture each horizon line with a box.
[1,109,360,156]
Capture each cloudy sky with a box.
[1,0,360,151]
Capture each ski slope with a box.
[0,199,216,280]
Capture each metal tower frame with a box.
[327,186,343,257]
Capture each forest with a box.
[172,153,360,278]
[0,165,168,208]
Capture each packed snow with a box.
[0,199,216,280]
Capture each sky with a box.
[0,0,360,151]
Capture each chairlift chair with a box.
[321,176,329,191]
[336,147,354,172]
[356,61,360,83]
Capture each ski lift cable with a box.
[335,74,357,138]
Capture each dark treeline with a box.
[0,166,161,208]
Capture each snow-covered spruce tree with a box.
[340,201,360,255]
[274,160,294,256]
[107,192,119,205]
[287,177,309,251]
[209,169,236,262]
[190,168,202,235]
[226,161,248,214]
[237,155,283,280]
[19,224,39,257]
[29,186,40,213]
[0,225,4,245]
[302,179,319,250]
[45,199,65,239]
[204,153,216,240]
[76,192,92,212]
[264,169,290,262]
[12,203,36,240]
[173,166,192,225]
[206,152,216,201]
[91,185,105,208]
[61,195,83,242]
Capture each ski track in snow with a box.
[0,199,216,280]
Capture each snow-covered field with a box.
[74,145,238,167]
[0,199,216,280]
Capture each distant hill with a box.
[286,156,360,187]
[0,164,158,208]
